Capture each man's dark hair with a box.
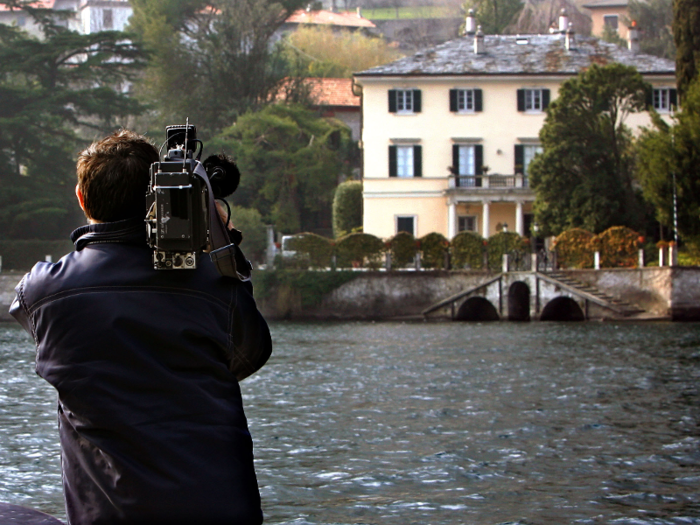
[77,130,159,222]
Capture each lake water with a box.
[1,321,699,524]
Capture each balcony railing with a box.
[448,174,529,189]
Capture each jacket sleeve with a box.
[228,283,272,381]
[9,275,34,339]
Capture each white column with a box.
[515,201,524,236]
[448,200,457,240]
[482,200,490,238]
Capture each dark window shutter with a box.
[514,145,524,174]
[449,89,458,112]
[542,89,550,109]
[646,88,654,109]
[452,144,460,174]
[388,90,397,113]
[413,145,422,177]
[475,89,483,112]
[389,145,397,177]
[517,89,525,112]
[413,90,422,113]
[474,145,483,175]
[670,88,678,108]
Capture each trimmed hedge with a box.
[419,232,448,269]
[486,232,524,271]
[450,231,485,269]
[286,232,334,269]
[388,231,417,267]
[332,180,363,238]
[596,226,641,267]
[554,228,595,269]
[0,240,74,271]
[335,232,385,269]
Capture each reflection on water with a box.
[1,322,699,524]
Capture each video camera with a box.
[146,123,246,278]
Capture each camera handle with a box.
[193,162,251,281]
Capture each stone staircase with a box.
[543,271,645,317]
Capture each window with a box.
[449,89,483,113]
[396,216,415,236]
[652,88,677,112]
[603,15,618,31]
[389,145,422,178]
[517,88,550,112]
[458,216,477,232]
[452,144,483,187]
[388,89,422,114]
[514,144,543,177]
[103,9,113,29]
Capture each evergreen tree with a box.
[462,0,524,34]
[672,0,700,97]
[0,1,146,239]
[637,78,700,247]
[528,63,650,236]
[129,0,307,136]
[208,104,352,234]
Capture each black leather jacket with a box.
[10,218,271,525]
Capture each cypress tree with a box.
[673,0,700,97]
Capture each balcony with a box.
[448,174,529,189]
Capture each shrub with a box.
[596,226,641,267]
[419,232,448,269]
[388,231,417,268]
[332,180,362,238]
[486,232,525,271]
[335,232,385,269]
[450,231,485,269]
[285,232,334,269]
[554,228,595,269]
[227,205,267,263]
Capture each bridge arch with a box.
[455,297,500,321]
[540,296,585,321]
[507,281,531,321]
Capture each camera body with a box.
[146,125,209,270]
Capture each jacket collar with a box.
[71,217,147,251]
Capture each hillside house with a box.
[582,0,630,39]
[352,13,675,241]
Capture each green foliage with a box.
[285,232,334,269]
[283,26,404,79]
[462,0,525,34]
[637,77,700,248]
[253,269,359,308]
[596,226,641,267]
[0,4,146,239]
[627,0,675,60]
[226,205,267,263]
[332,180,362,238]
[209,104,352,233]
[529,63,650,237]
[450,231,485,269]
[419,232,448,269]
[0,240,73,270]
[554,228,595,268]
[362,6,457,19]
[129,0,307,132]
[672,0,700,97]
[486,231,524,271]
[601,23,627,48]
[335,232,384,269]
[388,231,417,268]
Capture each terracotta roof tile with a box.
[0,0,55,11]
[286,9,375,28]
[308,78,360,107]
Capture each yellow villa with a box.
[352,12,675,241]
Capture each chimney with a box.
[474,25,484,54]
[628,20,640,54]
[558,8,569,33]
[565,22,575,50]
[465,9,477,36]
[356,6,362,17]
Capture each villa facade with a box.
[352,15,676,241]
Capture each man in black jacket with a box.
[10,130,271,525]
